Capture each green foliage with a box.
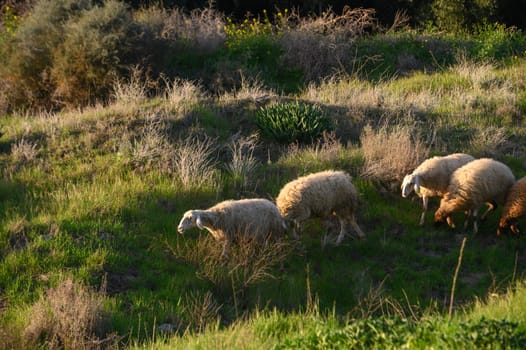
[1,0,93,109]
[224,12,278,67]
[471,22,526,61]
[0,5,19,44]
[50,0,142,107]
[256,101,331,143]
[273,316,526,349]
[431,0,497,33]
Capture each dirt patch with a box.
[104,269,139,295]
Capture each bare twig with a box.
[449,237,467,318]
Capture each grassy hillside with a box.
[2,3,526,349]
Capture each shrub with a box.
[224,12,278,67]
[0,0,93,109]
[471,22,526,61]
[23,278,116,350]
[431,0,497,33]
[50,0,141,107]
[256,101,331,143]
[278,7,377,81]
[162,6,225,52]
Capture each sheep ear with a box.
[414,176,420,195]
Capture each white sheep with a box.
[177,198,287,259]
[401,153,475,226]
[497,176,526,236]
[434,158,515,233]
[276,170,365,245]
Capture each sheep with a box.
[177,198,287,259]
[497,176,526,236]
[401,153,475,226]
[434,158,515,233]
[276,170,365,245]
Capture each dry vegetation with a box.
[23,278,117,350]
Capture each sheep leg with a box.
[221,240,231,260]
[480,201,497,221]
[463,209,472,229]
[472,208,479,234]
[419,196,428,226]
[349,217,365,240]
[446,215,456,229]
[335,215,348,245]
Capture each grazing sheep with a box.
[497,176,526,236]
[434,158,515,233]
[276,170,365,245]
[401,153,475,226]
[177,198,287,259]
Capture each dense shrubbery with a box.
[1,0,526,111]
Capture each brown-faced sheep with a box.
[497,176,526,236]
[434,158,515,233]
[401,153,475,226]
[177,198,287,259]
[276,170,365,245]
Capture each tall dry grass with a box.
[168,232,293,319]
[226,133,259,190]
[163,77,205,115]
[360,124,430,185]
[173,134,218,191]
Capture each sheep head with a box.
[433,207,455,228]
[498,217,520,236]
[177,210,199,234]
[401,174,419,198]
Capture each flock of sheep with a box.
[177,154,526,259]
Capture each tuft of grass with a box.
[22,277,117,349]
[173,134,218,191]
[225,133,260,191]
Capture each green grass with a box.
[2,23,526,348]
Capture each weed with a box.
[181,291,222,333]
[257,101,331,143]
[11,138,39,164]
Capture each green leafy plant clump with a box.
[256,101,332,143]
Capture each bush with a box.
[0,0,93,109]
[471,22,526,61]
[0,0,165,110]
[23,278,116,350]
[431,0,497,33]
[278,7,377,81]
[50,0,142,107]
[257,101,331,143]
